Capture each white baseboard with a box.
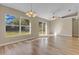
[58,34,72,36]
[47,34,72,37]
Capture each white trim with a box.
[19,16,21,34]
[58,34,72,36]
[47,34,72,37]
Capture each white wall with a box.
[50,18,72,36]
[0,6,5,41]
[77,12,79,37]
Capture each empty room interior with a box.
[0,3,79,55]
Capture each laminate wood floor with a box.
[0,36,79,55]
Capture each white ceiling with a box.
[1,3,79,20]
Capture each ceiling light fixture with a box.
[51,16,60,20]
[51,12,60,20]
[26,4,37,17]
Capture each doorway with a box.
[39,22,47,36]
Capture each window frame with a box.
[5,15,31,38]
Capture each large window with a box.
[5,15,31,37]
[21,18,31,35]
[39,22,47,35]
